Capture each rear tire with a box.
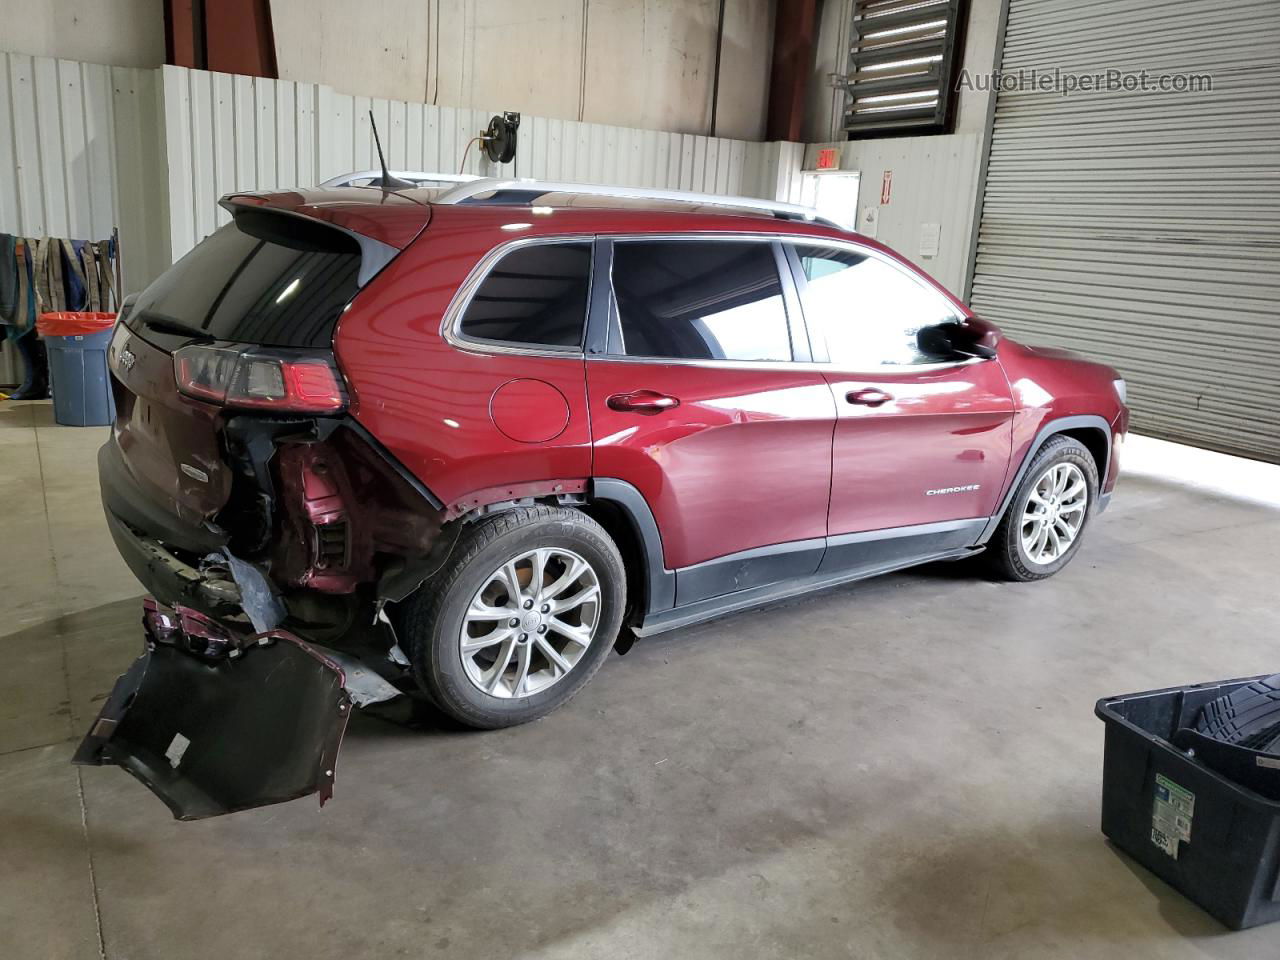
[398,506,626,729]
[987,435,1098,582]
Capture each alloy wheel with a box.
[1020,462,1088,565]
[459,548,601,698]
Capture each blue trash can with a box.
[38,313,117,427]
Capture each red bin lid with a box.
[36,312,117,337]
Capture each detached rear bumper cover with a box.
[74,602,352,820]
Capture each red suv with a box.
[98,179,1127,737]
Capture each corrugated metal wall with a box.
[162,65,766,265]
[1,57,779,385]
[506,115,750,196]
[750,141,810,206]
[802,134,983,296]
[0,52,166,386]
[970,0,1280,462]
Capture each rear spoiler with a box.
[221,189,432,243]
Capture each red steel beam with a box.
[164,0,200,69]
[163,0,278,78]
[766,0,819,142]
[204,0,278,78]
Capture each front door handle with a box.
[846,388,893,407]
[607,390,681,414]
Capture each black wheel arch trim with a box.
[594,417,1110,626]
[590,478,676,615]
[976,413,1111,545]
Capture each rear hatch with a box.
[107,190,430,540]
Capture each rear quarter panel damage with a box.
[332,209,594,512]
[269,427,444,594]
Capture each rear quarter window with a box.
[457,242,593,350]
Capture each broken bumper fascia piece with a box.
[74,598,357,820]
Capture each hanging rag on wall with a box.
[0,235,16,323]
[1,236,35,335]
[0,230,119,397]
[1,236,44,397]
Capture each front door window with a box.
[794,245,961,369]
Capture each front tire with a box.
[398,506,626,729]
[987,434,1098,582]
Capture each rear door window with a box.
[132,210,364,348]
[609,240,794,362]
[457,242,593,349]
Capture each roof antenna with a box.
[368,110,414,192]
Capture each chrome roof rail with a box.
[319,170,482,188]
[431,178,829,224]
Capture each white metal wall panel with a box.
[110,66,168,305]
[161,64,772,268]
[0,56,126,243]
[510,117,755,194]
[970,0,1280,461]
[0,53,162,385]
[745,141,809,206]
[1,56,772,385]
[848,134,983,298]
[800,133,983,296]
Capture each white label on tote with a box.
[1152,773,1195,859]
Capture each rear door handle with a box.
[607,390,680,414]
[845,388,893,407]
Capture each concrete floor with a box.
[3,398,1279,960]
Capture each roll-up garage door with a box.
[969,0,1279,462]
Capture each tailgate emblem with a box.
[119,347,136,371]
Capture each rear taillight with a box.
[174,344,347,414]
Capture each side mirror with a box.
[917,321,999,361]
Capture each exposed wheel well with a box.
[1055,426,1109,480]
[580,500,647,626]
[433,495,649,628]
[977,417,1112,547]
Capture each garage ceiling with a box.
[969,0,1280,463]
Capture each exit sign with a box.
[814,147,841,171]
